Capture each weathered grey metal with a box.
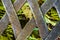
[27,0,48,39]
[45,22,60,40]
[1,0,60,40]
[1,0,37,40]
[13,0,26,11]
[16,0,60,40]
[2,0,22,38]
[0,0,26,34]
[0,0,57,33]
[0,0,57,34]
[16,18,36,40]
[54,0,60,17]
[41,0,57,14]
[0,14,9,34]
[45,0,60,40]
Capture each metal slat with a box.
[1,0,36,39]
[54,0,60,17]
[16,18,36,40]
[2,0,36,40]
[2,0,22,38]
[0,0,60,40]
[15,0,56,39]
[0,0,57,34]
[45,0,60,40]
[45,22,60,40]
[13,0,26,11]
[27,0,48,39]
[0,14,9,34]
[16,0,57,39]
[41,0,57,15]
[0,0,26,34]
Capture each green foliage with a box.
[45,7,60,26]
[0,36,8,40]
[2,24,15,40]
[18,2,33,20]
[28,36,41,40]
[11,0,15,3]
[28,27,41,40]
[0,0,5,10]
[0,0,60,40]
[0,0,15,40]
[0,0,5,19]
[44,7,60,30]
[0,24,15,40]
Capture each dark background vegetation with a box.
[0,0,60,40]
